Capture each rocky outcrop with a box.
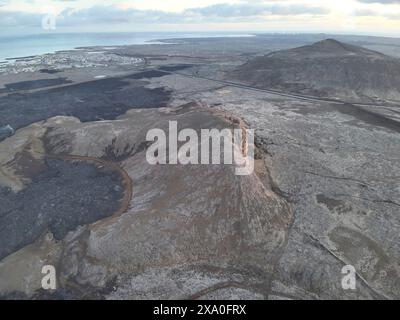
[231,39,400,102]
[0,105,292,299]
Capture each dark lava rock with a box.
[0,159,124,260]
[0,125,14,141]
[231,39,400,101]
[0,76,171,132]
[0,78,72,94]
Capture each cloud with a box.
[0,10,42,27]
[353,8,378,16]
[186,3,329,17]
[357,0,400,3]
[60,2,330,25]
[2,0,400,35]
[0,2,330,29]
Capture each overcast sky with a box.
[1,0,400,36]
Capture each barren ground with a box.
[0,34,399,300]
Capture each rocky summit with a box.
[231,39,400,102]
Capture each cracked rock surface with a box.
[0,106,292,299]
[1,35,399,300]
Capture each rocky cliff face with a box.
[0,105,293,299]
[231,39,400,102]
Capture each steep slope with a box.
[231,39,400,102]
[0,105,293,299]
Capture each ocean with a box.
[0,32,254,62]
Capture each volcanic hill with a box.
[231,39,400,102]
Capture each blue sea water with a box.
[0,32,254,62]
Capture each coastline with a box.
[0,31,256,63]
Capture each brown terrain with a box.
[0,34,399,300]
[231,39,400,102]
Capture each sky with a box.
[1,0,400,36]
